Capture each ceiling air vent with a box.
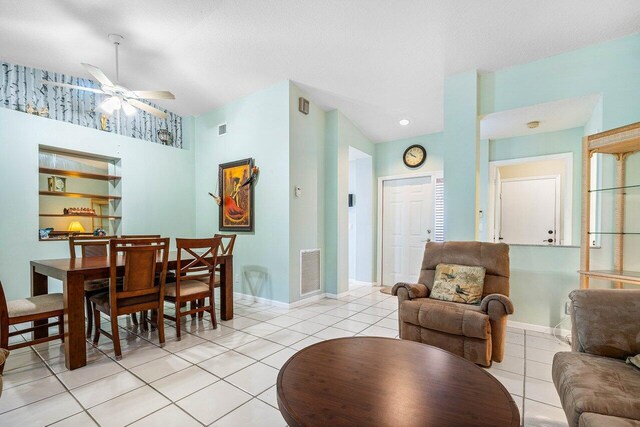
[218,123,227,136]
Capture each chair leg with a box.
[175,301,182,340]
[92,304,101,346]
[198,299,205,319]
[58,315,64,342]
[1,323,9,368]
[131,312,138,327]
[111,315,122,360]
[141,311,148,332]
[85,294,93,337]
[158,308,166,348]
[210,295,217,329]
[190,301,196,319]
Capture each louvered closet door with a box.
[382,176,434,287]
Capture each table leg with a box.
[31,266,49,340]
[64,272,87,370]
[220,257,233,320]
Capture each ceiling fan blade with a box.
[42,80,105,94]
[127,99,168,119]
[81,63,114,87]
[132,90,175,100]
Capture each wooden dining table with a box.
[30,252,233,370]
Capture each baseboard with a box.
[325,290,351,299]
[348,280,376,287]
[508,320,571,337]
[233,291,327,309]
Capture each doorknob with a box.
[548,230,554,234]
[543,238,554,243]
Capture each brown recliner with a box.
[392,241,513,367]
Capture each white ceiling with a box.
[1,1,639,142]
[480,94,601,140]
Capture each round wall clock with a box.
[403,144,427,168]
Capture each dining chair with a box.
[90,237,169,359]
[0,279,64,372]
[119,234,161,239]
[164,237,222,338]
[213,233,236,288]
[69,235,114,336]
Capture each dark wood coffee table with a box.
[277,337,520,427]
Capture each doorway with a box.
[348,147,374,288]
[378,172,443,287]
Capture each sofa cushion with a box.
[400,298,490,339]
[579,413,640,427]
[553,352,640,426]
[430,263,485,304]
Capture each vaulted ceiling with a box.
[1,1,639,142]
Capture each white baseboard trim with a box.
[348,280,376,287]
[233,291,328,309]
[508,320,571,337]
[325,290,351,299]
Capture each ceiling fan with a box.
[43,34,174,119]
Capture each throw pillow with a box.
[430,263,486,305]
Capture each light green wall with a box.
[374,133,444,178]
[0,108,196,301]
[193,81,291,303]
[289,82,326,302]
[479,33,640,327]
[443,70,479,241]
[324,110,374,294]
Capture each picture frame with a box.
[47,176,66,192]
[218,158,255,232]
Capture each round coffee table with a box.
[277,337,519,427]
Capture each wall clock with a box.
[403,144,427,168]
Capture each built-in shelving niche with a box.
[38,148,122,240]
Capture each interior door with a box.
[382,176,434,286]
[499,177,558,245]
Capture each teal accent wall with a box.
[374,133,444,178]
[324,110,374,294]
[289,82,326,302]
[0,108,196,301]
[443,70,479,241]
[193,81,291,303]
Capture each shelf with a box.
[39,191,121,200]
[589,184,640,193]
[579,270,640,286]
[39,214,121,219]
[39,167,120,181]
[587,122,640,154]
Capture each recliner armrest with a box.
[392,283,429,300]
[480,294,514,316]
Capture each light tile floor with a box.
[1,285,570,426]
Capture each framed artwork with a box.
[218,158,255,231]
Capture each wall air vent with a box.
[218,123,227,136]
[300,249,321,296]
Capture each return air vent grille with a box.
[434,177,445,242]
[218,123,227,135]
[300,249,321,296]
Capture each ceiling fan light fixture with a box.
[97,96,121,115]
[121,100,137,116]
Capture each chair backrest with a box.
[108,238,169,312]
[175,237,222,295]
[417,241,510,297]
[119,234,162,239]
[69,235,112,258]
[214,234,237,256]
[0,280,8,326]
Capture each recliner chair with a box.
[392,241,514,366]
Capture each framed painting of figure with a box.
[218,158,255,231]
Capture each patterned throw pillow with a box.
[429,263,486,305]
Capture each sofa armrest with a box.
[391,283,429,301]
[480,294,514,317]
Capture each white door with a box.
[499,177,559,245]
[382,176,434,286]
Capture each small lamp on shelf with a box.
[67,221,85,233]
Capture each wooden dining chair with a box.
[164,237,222,338]
[69,235,114,336]
[0,280,64,372]
[213,233,236,288]
[90,237,169,359]
[119,234,161,239]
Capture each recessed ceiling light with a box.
[527,120,540,129]
[399,119,410,126]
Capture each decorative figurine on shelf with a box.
[64,207,96,216]
[93,228,107,237]
[39,228,54,239]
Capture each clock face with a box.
[403,145,426,168]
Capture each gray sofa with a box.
[552,289,640,426]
